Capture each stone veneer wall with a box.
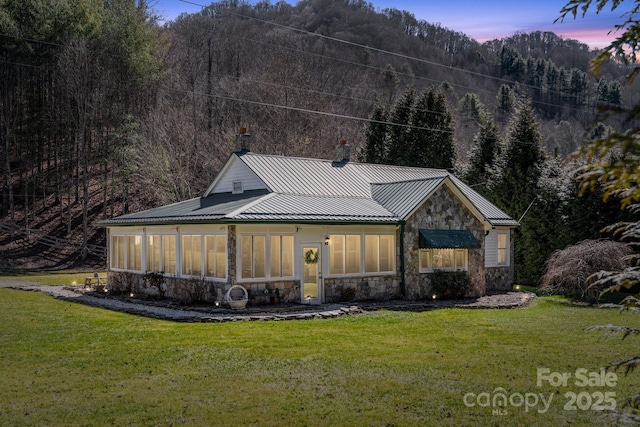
[227,225,237,286]
[107,271,301,305]
[323,275,401,303]
[403,185,486,299]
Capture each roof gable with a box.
[204,154,268,196]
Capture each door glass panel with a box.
[303,247,318,300]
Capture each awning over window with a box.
[419,229,480,249]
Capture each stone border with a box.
[0,281,535,323]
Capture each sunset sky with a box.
[154,0,631,50]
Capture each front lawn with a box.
[0,288,638,426]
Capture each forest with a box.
[0,0,636,284]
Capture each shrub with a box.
[182,277,209,305]
[339,286,356,302]
[108,272,135,295]
[430,270,470,299]
[539,239,632,301]
[143,271,166,298]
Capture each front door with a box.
[301,244,322,304]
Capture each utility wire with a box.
[179,0,606,113]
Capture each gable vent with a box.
[232,181,244,194]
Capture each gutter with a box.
[399,220,406,298]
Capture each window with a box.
[147,235,161,272]
[498,233,508,265]
[205,235,227,279]
[241,235,266,279]
[182,235,202,276]
[240,234,292,280]
[145,234,176,274]
[270,235,293,278]
[232,181,243,194]
[329,235,345,275]
[330,233,395,276]
[110,234,142,271]
[162,235,177,274]
[346,235,360,274]
[365,235,395,273]
[182,234,227,278]
[112,235,125,270]
[127,235,142,271]
[329,234,361,275]
[419,248,468,272]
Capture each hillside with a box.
[0,0,633,272]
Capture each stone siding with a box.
[403,184,486,299]
[323,275,401,303]
[107,271,302,306]
[485,267,513,292]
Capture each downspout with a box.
[399,221,406,298]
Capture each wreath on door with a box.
[304,249,319,265]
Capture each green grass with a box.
[1,288,639,426]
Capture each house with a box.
[99,133,518,304]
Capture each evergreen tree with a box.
[362,101,388,164]
[463,117,501,190]
[458,92,485,125]
[429,90,456,170]
[496,84,515,123]
[491,100,547,284]
[408,87,455,170]
[385,87,414,165]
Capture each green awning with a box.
[419,229,480,249]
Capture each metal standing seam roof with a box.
[100,151,518,227]
[237,152,517,226]
[238,153,372,197]
[97,190,271,226]
[448,175,519,226]
[235,193,398,222]
[370,177,445,218]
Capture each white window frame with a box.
[328,232,396,277]
[144,233,178,276]
[419,248,468,273]
[176,231,229,282]
[238,232,295,282]
[110,232,143,273]
[497,231,509,266]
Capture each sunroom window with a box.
[240,234,293,280]
[111,234,142,272]
[145,234,177,275]
[329,233,395,275]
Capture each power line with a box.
[179,0,604,114]
[0,1,614,143]
[1,8,603,119]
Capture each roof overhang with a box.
[418,229,481,249]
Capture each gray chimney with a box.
[336,140,350,162]
[235,127,251,152]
